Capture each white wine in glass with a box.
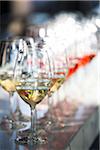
[14,42,51,144]
[16,80,50,107]
[48,74,65,97]
[0,72,16,94]
[0,38,29,129]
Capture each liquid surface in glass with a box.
[16,80,50,107]
[0,73,16,93]
[48,73,65,96]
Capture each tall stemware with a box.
[39,40,68,130]
[14,41,51,144]
[0,38,26,129]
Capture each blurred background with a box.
[0,1,100,106]
[0,1,100,149]
[0,0,99,38]
[0,0,100,104]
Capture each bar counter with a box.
[0,103,99,150]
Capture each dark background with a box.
[0,1,99,37]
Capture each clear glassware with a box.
[14,37,33,123]
[36,37,69,131]
[0,38,26,129]
[39,46,68,131]
[49,60,68,128]
[14,41,51,145]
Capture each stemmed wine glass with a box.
[47,55,68,130]
[14,41,51,144]
[0,38,26,129]
[37,38,68,131]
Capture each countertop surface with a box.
[0,101,98,150]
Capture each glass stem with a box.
[9,92,14,117]
[15,94,22,119]
[57,91,63,114]
[48,96,53,124]
[16,102,21,114]
[30,106,37,139]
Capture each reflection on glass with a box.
[14,41,51,144]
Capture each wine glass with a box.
[14,41,51,145]
[37,37,69,130]
[13,37,32,123]
[37,45,68,131]
[0,38,25,129]
[48,57,68,129]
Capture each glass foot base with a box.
[0,117,26,131]
[15,129,47,145]
[15,136,47,145]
